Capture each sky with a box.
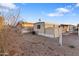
[0,3,79,25]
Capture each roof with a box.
[17,22,34,28]
[60,24,74,26]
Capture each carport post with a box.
[78,27,79,36]
[59,26,63,46]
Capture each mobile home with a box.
[16,21,34,33]
[33,22,60,38]
[59,24,75,33]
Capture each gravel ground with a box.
[1,27,79,56]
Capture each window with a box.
[37,25,41,29]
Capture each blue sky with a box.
[0,3,79,25]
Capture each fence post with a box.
[78,27,79,36]
[59,26,63,46]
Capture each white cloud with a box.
[75,3,79,7]
[0,3,17,9]
[0,3,18,16]
[48,8,70,17]
[56,8,70,13]
[48,13,63,16]
[0,3,18,25]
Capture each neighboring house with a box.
[75,24,79,33]
[16,21,34,33]
[33,22,59,38]
[69,25,76,33]
[59,24,75,33]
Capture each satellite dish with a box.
[39,18,41,22]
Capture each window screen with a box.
[37,25,41,29]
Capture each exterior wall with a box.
[60,24,76,34]
[54,25,59,37]
[69,25,74,32]
[63,26,69,33]
[60,25,70,33]
[16,22,34,33]
[45,28,54,38]
[34,22,45,34]
[33,22,60,38]
[21,27,33,33]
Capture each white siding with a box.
[33,22,60,38]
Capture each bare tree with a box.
[0,6,21,55]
